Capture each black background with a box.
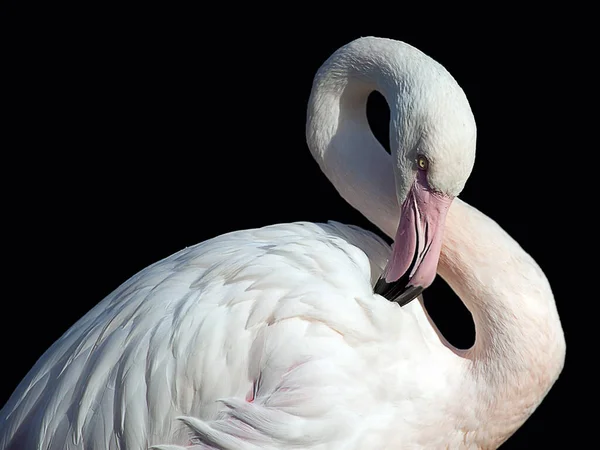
[2,3,587,448]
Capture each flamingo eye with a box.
[417,155,429,171]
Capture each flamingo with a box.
[0,37,565,449]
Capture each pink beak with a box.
[375,171,453,305]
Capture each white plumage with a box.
[0,222,457,448]
[0,37,565,449]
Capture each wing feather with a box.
[1,221,447,450]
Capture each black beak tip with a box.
[373,275,424,307]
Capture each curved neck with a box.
[306,37,565,446]
[306,39,406,238]
[306,36,565,387]
[439,198,566,442]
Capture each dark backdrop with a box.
[2,3,582,448]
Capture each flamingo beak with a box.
[374,172,453,306]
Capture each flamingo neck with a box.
[305,38,412,239]
[438,198,566,444]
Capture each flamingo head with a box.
[375,74,477,305]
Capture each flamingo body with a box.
[1,221,469,449]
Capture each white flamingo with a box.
[0,37,565,449]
